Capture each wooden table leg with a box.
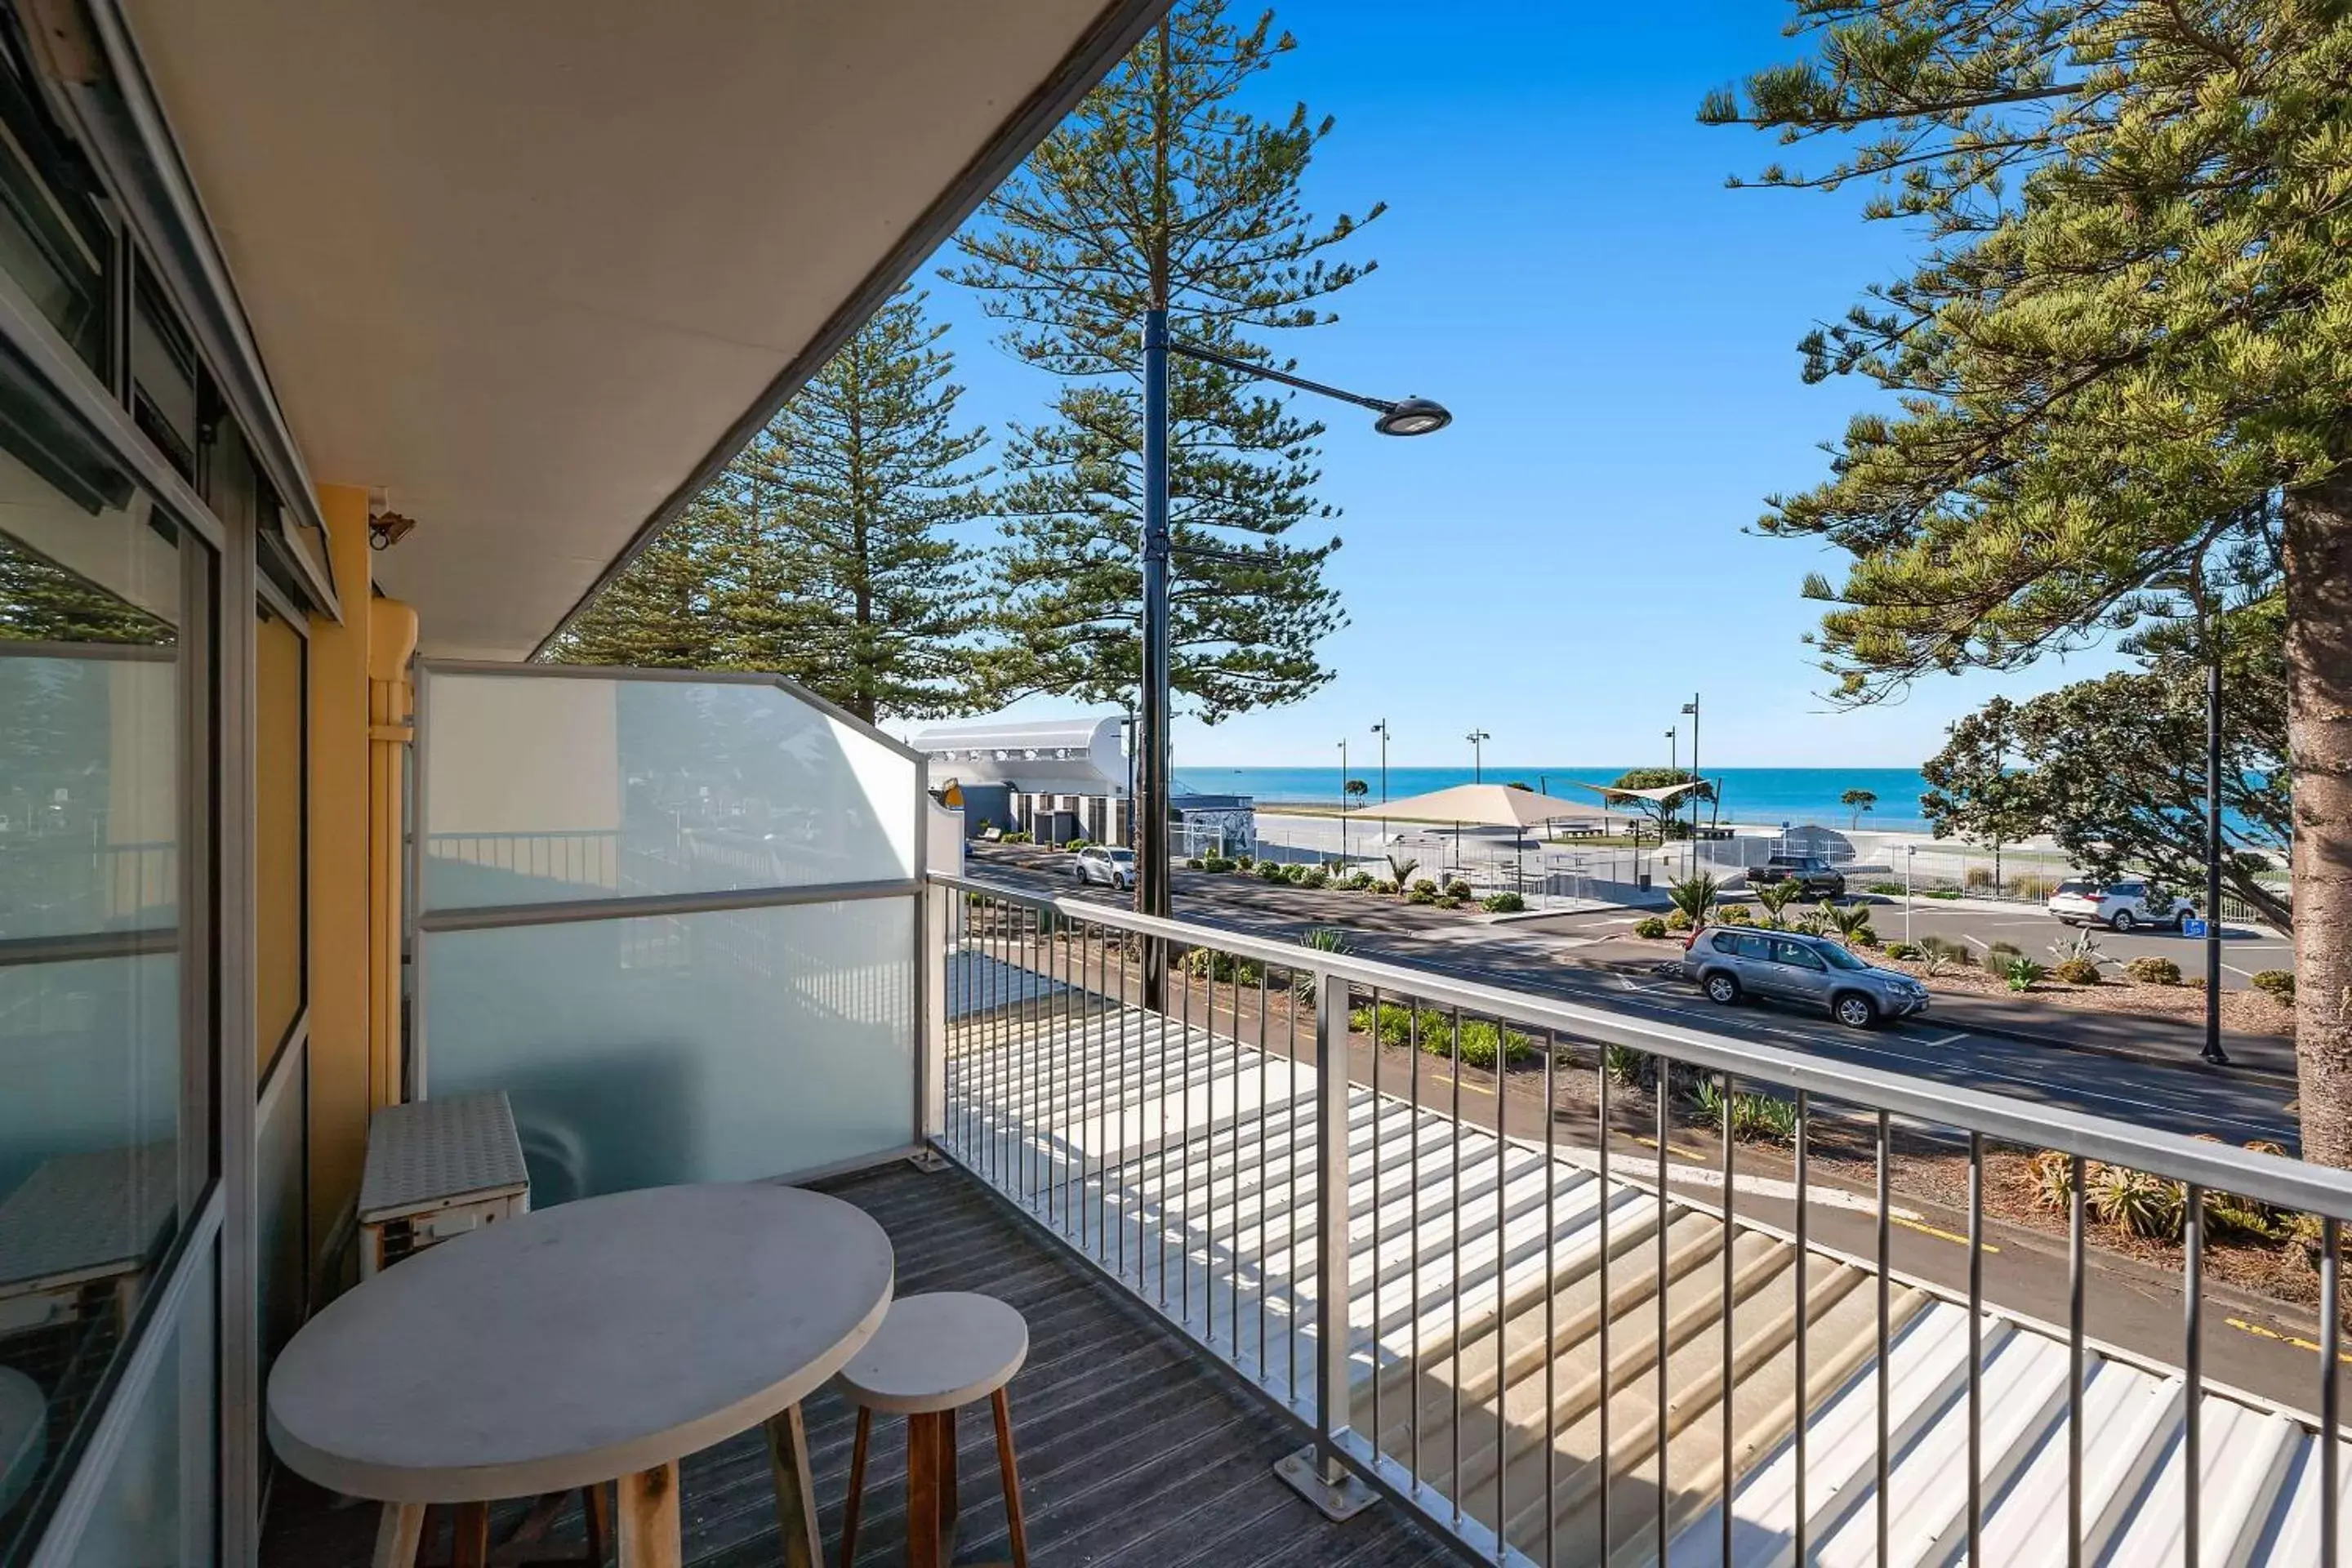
[583,1482,612,1565]
[840,1407,871,1568]
[938,1405,959,1563]
[452,1502,492,1568]
[372,1502,427,1568]
[615,1463,681,1568]
[763,1403,825,1568]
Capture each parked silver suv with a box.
[1680,924,1929,1029]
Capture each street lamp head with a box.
[1373,396,1451,437]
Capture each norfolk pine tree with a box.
[1705,2,2352,1160]
[551,292,990,723]
[949,0,1378,724]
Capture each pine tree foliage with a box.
[1705,0,2352,1160]
[550,291,991,723]
[949,0,1380,723]
[737,291,991,722]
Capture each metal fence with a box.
[930,871,2350,1566]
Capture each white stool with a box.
[0,1367,45,1519]
[834,1292,1029,1568]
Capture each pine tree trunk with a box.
[2283,464,2352,1167]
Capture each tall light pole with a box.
[1682,695,1701,877]
[1134,305,1450,1008]
[2198,575,2230,1066]
[1338,737,1349,865]
[1370,718,1390,805]
[1467,728,1490,782]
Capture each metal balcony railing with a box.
[927,871,2351,1566]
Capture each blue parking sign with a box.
[2183,917,2209,938]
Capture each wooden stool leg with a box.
[905,1413,944,1568]
[452,1502,491,1568]
[583,1482,612,1565]
[938,1404,959,1560]
[615,1463,682,1568]
[763,1403,825,1568]
[840,1406,871,1568]
[992,1390,1029,1568]
[371,1502,427,1568]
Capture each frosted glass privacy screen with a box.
[421,671,919,910]
[421,899,915,1198]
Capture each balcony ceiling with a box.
[119,0,1161,657]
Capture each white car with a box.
[1071,845,1134,889]
[2047,878,2191,932]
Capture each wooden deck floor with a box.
[261,1160,1457,1568]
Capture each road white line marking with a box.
[1918,1031,1969,1048]
[1960,933,1989,951]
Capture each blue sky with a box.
[915,2,2125,769]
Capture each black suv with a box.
[1749,853,1846,899]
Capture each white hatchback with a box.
[2047,878,2191,932]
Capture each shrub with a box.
[2252,969,2296,1004]
[1739,1094,1799,1145]
[1666,873,1722,929]
[1713,903,1754,926]
[2008,874,2058,901]
[1235,854,1254,870]
[2051,958,2103,987]
[1452,1018,1539,1069]
[1664,907,1693,932]
[1186,856,1205,871]
[1481,891,1528,914]
[1632,915,1668,939]
[1182,947,1261,986]
[1290,928,1351,1004]
[1299,867,1330,889]
[1886,942,1922,960]
[1411,878,1439,896]
[1868,881,1907,896]
[1063,838,1091,853]
[1386,853,1421,898]
[1603,1042,1647,1086]
[1000,830,1033,844]
[1964,866,1995,890]
[2125,955,2181,985]
[1283,863,1310,884]
[1344,871,1376,892]
[2087,1164,2186,1241]
[1924,888,1962,901]
[2185,974,2208,990]
[1374,880,1398,895]
[1987,940,2025,965]
[2029,1151,2076,1213]
[1851,927,1882,949]
[1256,860,1286,882]
[2005,956,2048,992]
[1443,878,1472,901]
[1407,884,1440,906]
[1348,1001,1535,1066]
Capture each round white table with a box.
[269,1183,894,1568]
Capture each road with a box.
[984,847,2298,1149]
[1845,893,2293,989]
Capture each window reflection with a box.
[0,428,190,1557]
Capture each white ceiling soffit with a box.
[118,0,1167,658]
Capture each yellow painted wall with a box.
[304,485,373,1288]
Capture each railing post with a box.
[1278,966,1376,1519]
[918,881,948,1153]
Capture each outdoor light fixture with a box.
[1373,396,1452,438]
[1132,308,1452,1009]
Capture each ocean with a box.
[1174,764,1935,832]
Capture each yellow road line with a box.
[2226,1316,2352,1364]
[1892,1215,2001,1253]
[1423,1072,1493,1097]
[1631,1134,1713,1160]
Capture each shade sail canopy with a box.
[122,0,1165,657]
[1572,779,1708,804]
[1343,784,1607,830]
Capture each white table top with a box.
[356,1091,529,1224]
[267,1183,893,1503]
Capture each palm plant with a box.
[1291,928,1352,1005]
[1386,853,1419,902]
[1665,872,1721,929]
[1751,879,1802,929]
[1824,901,1874,945]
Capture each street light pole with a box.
[1130,313,1450,1014]
[1468,728,1490,783]
[1371,719,1389,805]
[2201,581,2230,1066]
[1683,695,1701,878]
[1904,844,1916,947]
[1338,737,1349,865]
[1138,306,1174,1008]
